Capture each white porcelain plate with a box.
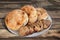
[7,15,52,37]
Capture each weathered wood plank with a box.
[0,29,60,38]
[52,18,60,25]
[0,0,52,8]
[48,11,60,18]
[0,1,32,4]
[0,3,33,9]
[0,37,60,40]
[0,29,16,38]
[40,30,60,38]
[0,4,21,9]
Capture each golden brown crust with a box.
[18,19,51,36]
[36,8,48,20]
[19,26,29,36]
[42,20,51,29]
[32,21,43,32]
[5,9,28,30]
[21,5,36,14]
[28,26,34,33]
[21,5,37,24]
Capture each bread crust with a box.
[5,9,28,30]
[36,8,48,20]
[21,5,37,24]
[19,26,29,36]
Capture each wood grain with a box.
[0,0,60,39]
[0,1,52,8]
[0,29,16,38]
[48,11,60,18]
[0,1,32,4]
[0,29,60,38]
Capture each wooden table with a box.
[0,0,60,40]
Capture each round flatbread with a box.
[5,9,28,30]
[21,5,37,24]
